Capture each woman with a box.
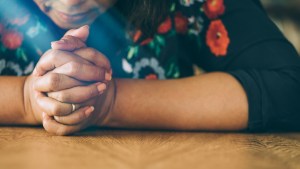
[0,0,299,135]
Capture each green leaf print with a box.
[155,46,161,56]
[148,35,167,57]
[170,3,176,12]
[167,30,177,38]
[167,63,175,76]
[16,48,28,62]
[167,63,179,78]
[155,36,165,46]
[173,66,180,78]
[127,46,139,60]
[149,41,155,49]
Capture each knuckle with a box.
[75,38,82,47]
[47,49,59,60]
[41,49,52,59]
[87,48,97,58]
[88,86,98,98]
[100,55,110,67]
[68,62,81,75]
[48,73,61,91]
[63,36,74,44]
[64,35,73,39]
[105,60,111,70]
[50,104,62,116]
[98,51,110,68]
[64,35,81,47]
[64,35,75,41]
[54,92,68,102]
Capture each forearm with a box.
[0,76,30,125]
[104,72,249,131]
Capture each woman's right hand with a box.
[24,48,110,125]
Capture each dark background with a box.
[262,0,300,53]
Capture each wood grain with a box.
[0,127,299,169]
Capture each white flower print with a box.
[23,61,35,75]
[133,57,166,79]
[0,59,33,76]
[6,61,23,76]
[0,59,5,73]
[122,58,133,73]
[179,0,205,7]
[188,16,204,36]
[26,19,47,38]
[179,0,195,7]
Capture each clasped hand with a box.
[24,26,114,135]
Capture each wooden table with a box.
[0,127,299,169]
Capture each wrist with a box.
[23,75,41,125]
[96,78,118,127]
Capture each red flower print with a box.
[157,17,172,34]
[174,12,189,34]
[1,30,23,50]
[145,74,158,80]
[133,30,153,45]
[140,38,153,46]
[203,0,226,19]
[206,20,230,56]
[133,30,142,43]
[0,23,4,35]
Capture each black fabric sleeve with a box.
[229,67,300,132]
[189,0,300,131]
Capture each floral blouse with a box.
[1,0,300,132]
[0,0,231,78]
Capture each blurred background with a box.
[262,0,300,53]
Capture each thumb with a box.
[51,25,90,51]
[64,25,90,42]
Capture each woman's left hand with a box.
[39,79,116,136]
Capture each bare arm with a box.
[0,26,111,128]
[104,72,249,131]
[0,76,34,125]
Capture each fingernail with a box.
[55,41,64,44]
[54,39,66,45]
[82,25,90,29]
[85,106,94,116]
[105,72,112,81]
[97,83,107,93]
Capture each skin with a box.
[0,0,249,135]
[0,26,112,131]
[33,0,116,29]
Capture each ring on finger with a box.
[71,103,80,113]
